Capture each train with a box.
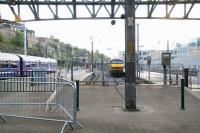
[109,58,124,77]
[0,52,57,78]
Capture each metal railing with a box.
[138,64,184,85]
[188,66,200,89]
[0,71,81,133]
[59,62,110,86]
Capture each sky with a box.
[25,20,125,58]
[24,19,200,58]
[1,4,200,58]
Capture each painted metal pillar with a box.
[101,54,105,86]
[125,0,137,110]
[24,23,27,55]
[71,49,74,81]
[91,40,94,72]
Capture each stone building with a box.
[0,24,16,40]
[26,29,38,48]
[0,23,38,48]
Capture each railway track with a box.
[113,77,125,86]
[85,72,100,85]
[113,77,125,100]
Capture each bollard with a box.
[169,66,172,85]
[163,65,167,85]
[176,74,178,84]
[148,64,150,86]
[184,68,188,87]
[76,80,80,111]
[181,78,185,110]
[71,64,74,81]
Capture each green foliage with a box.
[11,30,24,47]
[27,44,44,57]
[0,33,4,42]
[94,50,102,63]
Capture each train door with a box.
[36,61,40,68]
[48,62,51,71]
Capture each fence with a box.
[138,64,184,85]
[0,70,81,133]
[188,66,200,89]
[59,62,110,85]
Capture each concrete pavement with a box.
[1,85,200,133]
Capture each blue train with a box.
[0,52,57,78]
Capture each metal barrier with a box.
[0,71,81,133]
[138,64,184,85]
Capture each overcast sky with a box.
[24,19,200,58]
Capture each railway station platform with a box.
[59,69,94,81]
[1,84,200,133]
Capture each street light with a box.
[22,23,28,55]
[90,36,94,72]
[10,23,28,55]
[71,47,74,81]
[9,23,28,55]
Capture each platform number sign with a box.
[162,52,171,66]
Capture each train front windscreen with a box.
[111,60,123,64]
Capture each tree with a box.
[0,33,4,42]
[11,30,24,47]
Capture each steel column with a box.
[125,0,137,110]
[24,24,27,55]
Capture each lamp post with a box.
[90,36,94,72]
[23,23,27,55]
[71,48,74,81]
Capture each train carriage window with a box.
[41,62,45,67]
[41,62,48,67]
[111,60,123,64]
[0,61,4,68]
[10,61,18,68]
[44,63,47,67]
[52,63,56,67]
[38,62,48,68]
[36,61,40,68]
[0,61,9,68]
[31,62,36,67]
[25,62,31,67]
